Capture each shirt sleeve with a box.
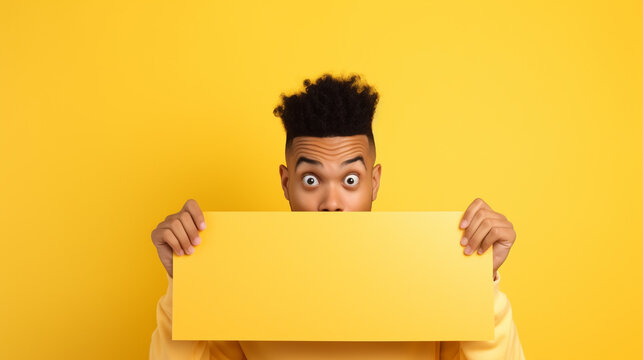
[439,271,526,359]
[149,273,247,360]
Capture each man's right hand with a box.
[151,199,206,278]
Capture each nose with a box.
[319,184,344,211]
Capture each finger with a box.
[179,211,201,246]
[161,218,194,255]
[478,227,515,254]
[462,208,506,242]
[183,199,206,231]
[154,227,184,256]
[460,198,491,229]
[463,218,510,255]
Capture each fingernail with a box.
[199,222,206,230]
[186,246,194,255]
[478,248,483,254]
[460,219,469,228]
[460,237,468,246]
[177,249,183,256]
[464,246,472,255]
[193,236,201,245]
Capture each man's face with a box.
[279,135,382,211]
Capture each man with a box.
[149,73,525,359]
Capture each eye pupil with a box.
[347,177,354,184]
[306,177,315,185]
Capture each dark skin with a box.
[151,135,516,279]
[278,135,381,211]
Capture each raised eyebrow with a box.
[341,155,366,168]
[295,156,323,170]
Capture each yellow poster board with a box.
[173,211,494,341]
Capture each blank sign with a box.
[173,211,494,341]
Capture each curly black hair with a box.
[273,73,379,153]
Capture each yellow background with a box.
[1,0,641,358]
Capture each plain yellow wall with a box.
[1,1,641,358]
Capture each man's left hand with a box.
[459,198,516,280]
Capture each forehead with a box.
[287,135,372,164]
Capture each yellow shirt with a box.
[149,271,525,359]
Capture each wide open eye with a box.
[344,174,359,187]
[302,174,319,187]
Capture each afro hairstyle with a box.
[273,73,379,154]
